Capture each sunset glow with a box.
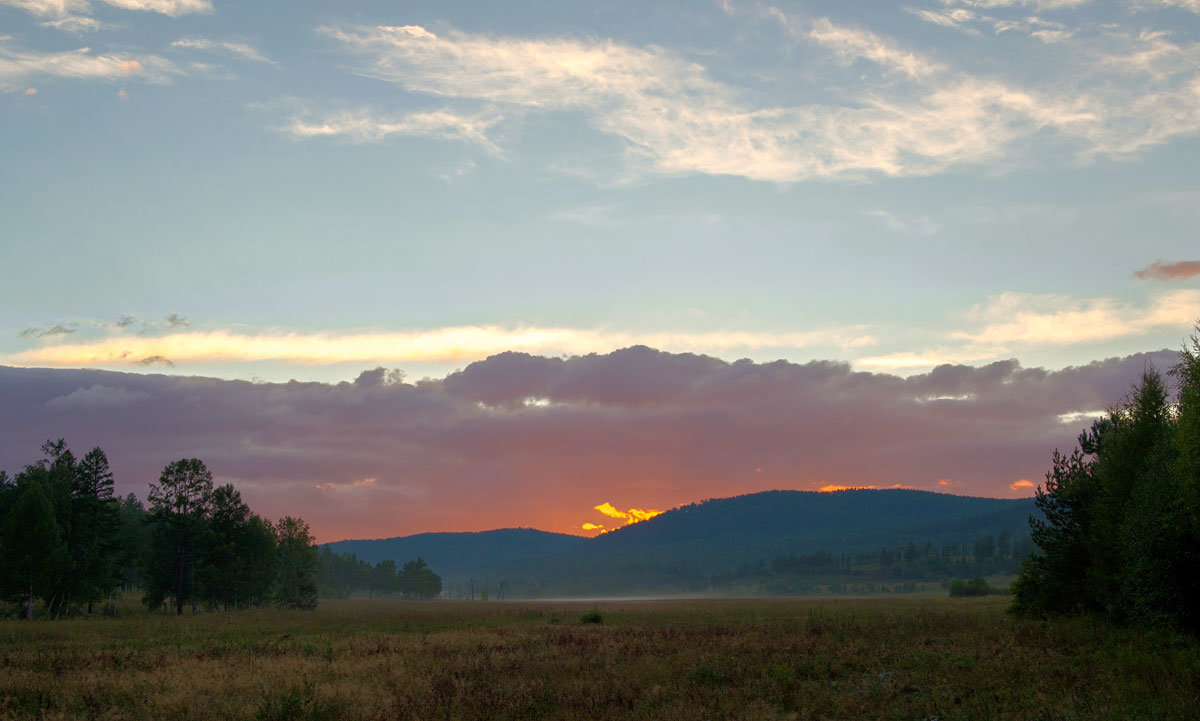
[581,502,665,535]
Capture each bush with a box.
[579,609,603,624]
[949,577,993,597]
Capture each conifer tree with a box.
[0,480,69,619]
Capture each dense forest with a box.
[0,441,320,619]
[1013,332,1200,631]
[316,547,443,599]
[447,529,1033,599]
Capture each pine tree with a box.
[274,517,319,610]
[0,480,69,619]
[145,459,214,615]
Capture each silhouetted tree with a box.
[0,480,69,619]
[274,517,318,610]
[145,458,214,615]
[1013,332,1200,631]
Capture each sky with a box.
[2,0,1199,541]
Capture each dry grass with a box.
[1,596,1197,720]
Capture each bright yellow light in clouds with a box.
[817,484,877,492]
[6,324,876,368]
[580,502,663,534]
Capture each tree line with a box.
[316,547,443,599]
[0,440,319,619]
[1013,331,1200,631]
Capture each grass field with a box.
[1,596,1197,720]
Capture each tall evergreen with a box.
[1013,333,1200,632]
[0,480,69,619]
[275,516,319,610]
[145,458,214,615]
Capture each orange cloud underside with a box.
[580,502,663,534]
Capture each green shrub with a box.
[579,609,604,624]
[949,577,993,597]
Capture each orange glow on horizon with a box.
[818,484,877,492]
[580,501,664,534]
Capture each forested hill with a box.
[331,490,1038,596]
[324,528,587,581]
[585,489,1035,562]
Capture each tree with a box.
[71,447,122,613]
[1012,338,1200,631]
[145,459,214,615]
[200,485,276,610]
[973,534,995,561]
[371,560,399,598]
[0,480,69,619]
[398,557,442,599]
[115,493,148,592]
[274,517,318,610]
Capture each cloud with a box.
[0,0,87,17]
[317,13,1200,182]
[953,290,1200,346]
[20,324,75,338]
[46,384,150,409]
[1133,260,1200,281]
[97,0,210,16]
[858,289,1200,373]
[0,37,180,84]
[40,15,104,31]
[314,477,377,492]
[942,0,1091,8]
[171,37,275,65]
[865,209,941,236]
[165,313,188,328]
[907,8,982,32]
[1009,478,1037,493]
[2,0,210,28]
[1131,0,1200,10]
[803,17,943,78]
[313,21,1104,182]
[277,104,504,152]
[2,324,877,369]
[1,347,1178,541]
[136,355,174,367]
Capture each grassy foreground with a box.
[1,596,1197,720]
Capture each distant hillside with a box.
[331,489,1039,598]
[325,528,586,581]
[583,489,1035,563]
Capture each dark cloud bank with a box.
[0,346,1181,542]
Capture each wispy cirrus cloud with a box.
[171,37,275,65]
[98,0,209,15]
[0,0,86,16]
[2,0,208,22]
[0,37,180,83]
[312,20,1105,182]
[1134,259,1200,281]
[276,103,504,152]
[313,10,1200,183]
[3,324,878,369]
[803,16,943,78]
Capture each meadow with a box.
[1,596,1197,721]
